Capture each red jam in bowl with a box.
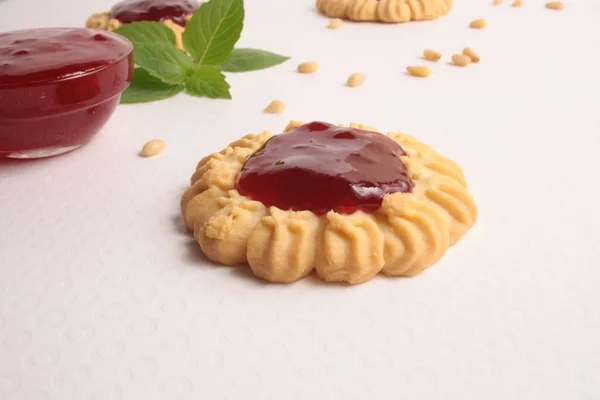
[111,0,200,27]
[236,122,414,215]
[0,28,133,159]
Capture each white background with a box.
[1,0,600,399]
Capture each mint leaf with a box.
[218,48,289,72]
[113,21,176,46]
[185,66,231,99]
[134,43,193,84]
[183,0,244,65]
[120,68,184,104]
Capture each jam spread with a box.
[0,29,131,89]
[236,122,414,215]
[0,28,133,157]
[111,0,200,26]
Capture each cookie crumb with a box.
[328,18,343,29]
[106,18,122,31]
[141,140,166,157]
[347,73,366,87]
[284,121,304,132]
[406,66,431,78]
[469,19,487,29]
[492,0,503,5]
[545,1,564,10]
[264,100,286,114]
[512,0,524,7]
[297,62,319,74]
[462,48,480,63]
[423,49,442,62]
[452,54,471,67]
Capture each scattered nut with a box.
[347,73,366,87]
[462,48,480,63]
[545,1,564,10]
[297,62,319,74]
[469,19,487,29]
[452,54,471,67]
[512,0,523,7]
[141,140,166,157]
[492,0,503,5]
[264,100,286,114]
[406,66,431,78]
[423,49,442,62]
[328,18,343,29]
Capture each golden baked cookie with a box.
[316,0,453,23]
[85,0,200,50]
[181,121,477,285]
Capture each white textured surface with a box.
[1,0,600,399]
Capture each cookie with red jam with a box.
[85,0,200,49]
[317,0,453,23]
[181,121,477,285]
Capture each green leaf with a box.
[185,66,231,99]
[218,48,289,72]
[113,21,176,46]
[134,43,194,84]
[120,68,184,104]
[183,0,244,65]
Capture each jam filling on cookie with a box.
[237,122,414,215]
[111,0,200,27]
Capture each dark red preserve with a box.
[111,0,200,27]
[236,122,414,215]
[0,28,133,158]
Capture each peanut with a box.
[406,66,431,78]
[545,1,564,10]
[462,48,480,63]
[469,19,487,29]
[328,18,343,29]
[452,54,471,67]
[512,0,524,7]
[347,73,366,87]
[423,49,442,62]
[297,62,319,74]
[264,100,286,114]
[492,0,503,5]
[141,140,166,157]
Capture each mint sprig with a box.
[114,0,288,104]
[121,68,184,104]
[219,48,290,73]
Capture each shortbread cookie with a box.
[85,0,200,49]
[316,0,453,23]
[181,121,477,285]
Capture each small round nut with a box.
[347,73,366,87]
[469,19,487,29]
[264,100,286,114]
[492,0,503,5]
[462,48,480,63]
[423,49,442,62]
[141,140,166,157]
[512,0,524,7]
[406,66,431,78]
[452,54,471,67]
[297,62,319,74]
[328,18,343,29]
[545,1,564,10]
